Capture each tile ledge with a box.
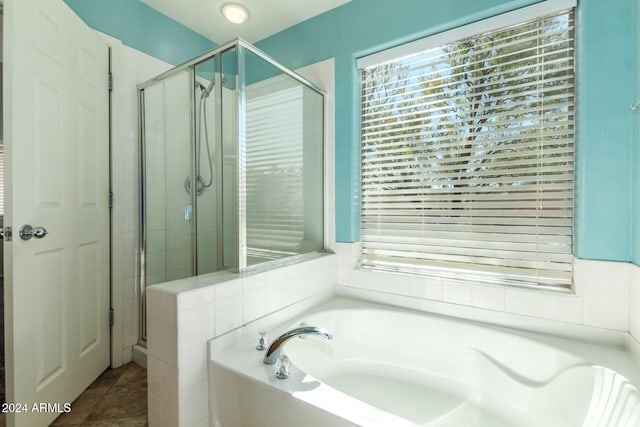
[148,252,335,295]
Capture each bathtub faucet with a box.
[262,326,332,365]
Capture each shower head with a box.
[196,74,228,98]
[195,81,207,93]
[203,79,215,97]
[195,79,215,98]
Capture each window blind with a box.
[246,86,304,258]
[359,9,575,289]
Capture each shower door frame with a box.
[136,38,326,345]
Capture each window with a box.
[358,2,575,289]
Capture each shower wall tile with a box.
[167,268,192,282]
[123,208,138,232]
[123,232,137,255]
[106,28,173,368]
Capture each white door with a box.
[3,0,110,425]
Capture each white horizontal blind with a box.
[246,86,304,258]
[359,9,575,288]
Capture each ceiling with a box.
[140,0,352,44]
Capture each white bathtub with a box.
[209,298,640,427]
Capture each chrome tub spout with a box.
[263,326,332,365]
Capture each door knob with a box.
[19,225,48,240]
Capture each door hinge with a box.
[0,226,12,242]
[109,308,114,327]
[108,72,113,92]
[109,191,114,209]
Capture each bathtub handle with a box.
[256,331,267,351]
[275,355,291,379]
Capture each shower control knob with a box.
[19,224,48,241]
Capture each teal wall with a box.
[63,0,216,65]
[634,0,640,266]
[574,0,634,262]
[65,0,638,263]
[256,0,636,262]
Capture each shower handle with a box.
[19,224,48,241]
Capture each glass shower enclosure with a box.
[137,39,325,342]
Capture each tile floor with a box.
[0,357,146,427]
[50,362,148,426]
[0,363,146,427]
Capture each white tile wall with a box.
[103,30,173,367]
[505,287,543,317]
[541,292,582,323]
[630,263,640,342]
[442,280,472,305]
[337,242,635,334]
[471,284,505,311]
[417,277,444,301]
[146,253,337,427]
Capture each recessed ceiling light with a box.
[221,3,249,24]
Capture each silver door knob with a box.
[19,225,48,240]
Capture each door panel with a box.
[4,0,111,425]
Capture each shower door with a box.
[139,51,236,341]
[141,70,195,288]
[138,40,325,343]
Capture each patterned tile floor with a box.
[51,362,148,426]
[0,362,146,427]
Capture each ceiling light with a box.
[221,3,249,24]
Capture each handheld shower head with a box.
[203,79,215,97]
[195,74,228,98]
[195,81,207,92]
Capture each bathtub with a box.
[209,297,640,427]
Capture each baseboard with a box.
[132,344,147,369]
